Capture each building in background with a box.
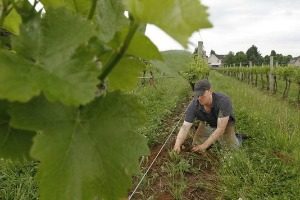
[289,56,300,67]
[207,51,225,67]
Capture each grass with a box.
[210,70,300,199]
[164,151,190,200]
[0,160,38,200]
[135,76,190,146]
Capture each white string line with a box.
[128,106,189,200]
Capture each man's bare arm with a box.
[173,121,193,153]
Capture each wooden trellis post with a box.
[269,56,274,92]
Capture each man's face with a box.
[197,90,212,105]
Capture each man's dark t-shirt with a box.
[185,92,235,128]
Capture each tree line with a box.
[221,45,293,66]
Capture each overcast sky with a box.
[146,0,300,57]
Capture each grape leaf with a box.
[0,8,99,105]
[3,8,22,35]
[40,0,91,15]
[109,29,162,60]
[9,92,149,200]
[14,0,41,23]
[95,0,128,42]
[0,101,35,160]
[127,32,162,60]
[124,0,212,46]
[108,56,146,91]
[0,51,41,102]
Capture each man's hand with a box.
[173,144,181,153]
[192,144,207,153]
[173,121,192,154]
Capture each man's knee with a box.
[223,121,235,135]
[221,122,240,148]
[192,122,212,146]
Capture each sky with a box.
[145,0,300,57]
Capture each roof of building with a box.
[289,56,300,66]
[289,56,300,63]
[213,53,225,60]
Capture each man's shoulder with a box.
[214,92,230,99]
[188,98,199,107]
[185,98,200,123]
[213,92,232,106]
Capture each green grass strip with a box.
[135,77,190,145]
[209,70,300,199]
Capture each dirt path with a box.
[129,97,222,200]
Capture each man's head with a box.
[194,79,212,105]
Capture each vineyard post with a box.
[269,56,275,92]
[249,61,253,84]
[260,63,264,89]
[274,61,278,92]
[239,62,242,80]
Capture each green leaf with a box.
[0,8,99,105]
[40,0,91,15]
[14,0,41,23]
[10,93,149,200]
[124,0,212,46]
[0,28,11,49]
[0,51,41,102]
[127,32,162,60]
[11,16,41,61]
[108,56,145,91]
[38,9,95,67]
[3,8,22,35]
[0,101,35,160]
[13,8,95,65]
[137,24,147,33]
[41,47,100,105]
[95,0,128,42]
[109,29,162,60]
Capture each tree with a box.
[235,51,247,66]
[263,55,270,65]
[223,51,235,66]
[270,50,276,56]
[269,50,292,66]
[246,45,263,65]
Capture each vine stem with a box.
[99,19,139,82]
[88,0,98,20]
